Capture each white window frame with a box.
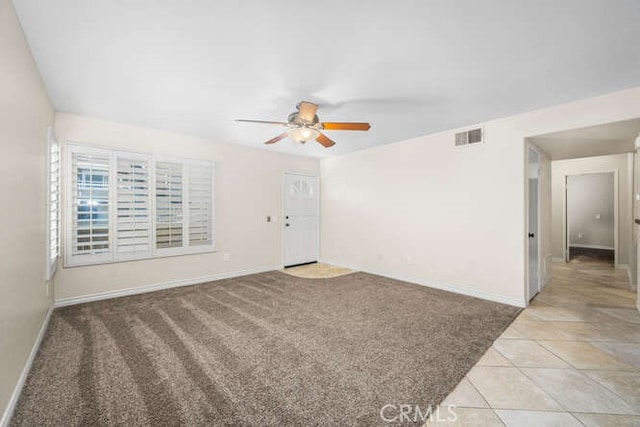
[64,143,215,267]
[46,127,60,279]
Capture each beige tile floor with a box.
[281,262,354,279]
[428,261,640,426]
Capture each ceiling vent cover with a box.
[455,127,483,146]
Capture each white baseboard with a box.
[54,265,280,308]
[1,305,54,427]
[569,244,615,250]
[616,264,635,288]
[320,259,526,308]
[542,255,553,288]
[551,257,564,263]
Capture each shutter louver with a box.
[49,140,60,263]
[116,155,151,258]
[156,161,183,249]
[71,153,110,256]
[188,162,213,246]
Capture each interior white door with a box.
[284,173,319,267]
[528,148,540,301]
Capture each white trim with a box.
[568,244,615,250]
[1,305,54,427]
[542,254,553,289]
[321,259,526,308]
[562,169,619,267]
[617,264,634,289]
[54,265,279,308]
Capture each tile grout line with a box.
[463,373,493,409]
[578,370,640,413]
[535,339,640,372]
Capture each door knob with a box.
[286,223,290,227]
[528,232,535,238]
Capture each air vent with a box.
[455,127,483,146]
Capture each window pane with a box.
[72,153,110,255]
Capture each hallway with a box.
[431,262,640,426]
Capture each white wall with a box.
[321,87,640,307]
[551,154,634,275]
[54,113,319,301]
[567,173,615,249]
[0,0,54,422]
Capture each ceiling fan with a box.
[235,101,371,148]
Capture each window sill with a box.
[64,247,217,268]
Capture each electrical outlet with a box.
[223,253,230,262]
[577,232,583,239]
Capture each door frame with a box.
[525,144,542,302]
[562,169,619,267]
[281,172,320,268]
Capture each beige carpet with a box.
[11,271,520,426]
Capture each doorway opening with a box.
[526,117,640,303]
[564,171,617,268]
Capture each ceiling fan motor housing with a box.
[288,111,319,126]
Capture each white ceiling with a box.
[530,118,640,160]
[13,0,640,158]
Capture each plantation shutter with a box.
[188,161,213,247]
[155,161,184,249]
[49,138,60,263]
[65,144,215,266]
[70,152,111,260]
[116,155,151,259]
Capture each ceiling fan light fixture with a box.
[288,126,319,143]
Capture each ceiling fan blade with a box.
[297,101,318,123]
[321,122,371,131]
[316,133,336,148]
[235,119,288,126]
[264,132,289,145]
